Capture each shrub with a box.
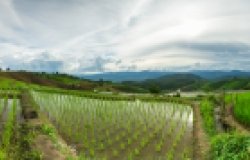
[210,134,250,160]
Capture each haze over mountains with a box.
[80,70,250,82]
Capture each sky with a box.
[0,0,250,74]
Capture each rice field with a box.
[31,91,193,160]
[0,98,22,155]
[200,99,216,136]
[226,92,250,127]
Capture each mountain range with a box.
[80,70,250,82]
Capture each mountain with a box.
[141,74,204,91]
[191,70,250,79]
[79,71,169,82]
[1,71,249,93]
[118,73,250,92]
[80,70,250,82]
[118,73,206,92]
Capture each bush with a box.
[210,134,250,160]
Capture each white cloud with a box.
[0,0,249,73]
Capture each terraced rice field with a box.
[0,97,22,153]
[32,91,193,160]
[226,92,250,127]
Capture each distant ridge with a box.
[79,70,250,82]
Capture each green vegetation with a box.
[205,77,250,91]
[2,99,17,151]
[17,124,42,160]
[0,77,26,89]
[31,91,193,159]
[200,99,216,136]
[234,93,250,127]
[210,134,250,160]
[0,71,250,160]
[121,74,250,92]
[1,71,250,93]
[225,92,250,127]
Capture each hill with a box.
[119,73,250,92]
[1,71,250,93]
[0,71,97,90]
[141,74,205,91]
[80,70,250,82]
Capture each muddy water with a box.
[15,100,24,124]
[86,108,193,160]
[214,106,225,133]
[32,91,194,160]
[0,99,23,132]
[0,99,11,126]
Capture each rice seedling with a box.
[200,99,216,136]
[31,91,193,159]
[233,93,250,126]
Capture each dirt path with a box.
[21,91,77,160]
[34,135,66,160]
[193,104,210,160]
[223,106,249,135]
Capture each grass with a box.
[234,93,250,127]
[200,99,216,136]
[210,133,250,160]
[225,92,250,127]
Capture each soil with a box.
[34,135,66,160]
[21,91,77,160]
[193,104,210,160]
[28,116,77,160]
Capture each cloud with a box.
[138,41,250,57]
[0,0,250,73]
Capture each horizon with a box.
[0,0,250,73]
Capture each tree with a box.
[149,84,161,94]
[98,78,104,86]
[174,89,181,97]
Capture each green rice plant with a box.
[140,138,150,148]
[112,149,119,157]
[127,138,132,145]
[115,135,120,141]
[89,148,95,157]
[166,148,174,160]
[98,143,105,151]
[182,151,190,160]
[134,148,140,156]
[101,156,107,160]
[120,142,126,150]
[200,99,216,136]
[2,99,17,150]
[155,143,162,152]
[233,93,250,126]
[31,91,193,160]
[127,153,134,160]
[132,131,140,140]
[107,138,113,146]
